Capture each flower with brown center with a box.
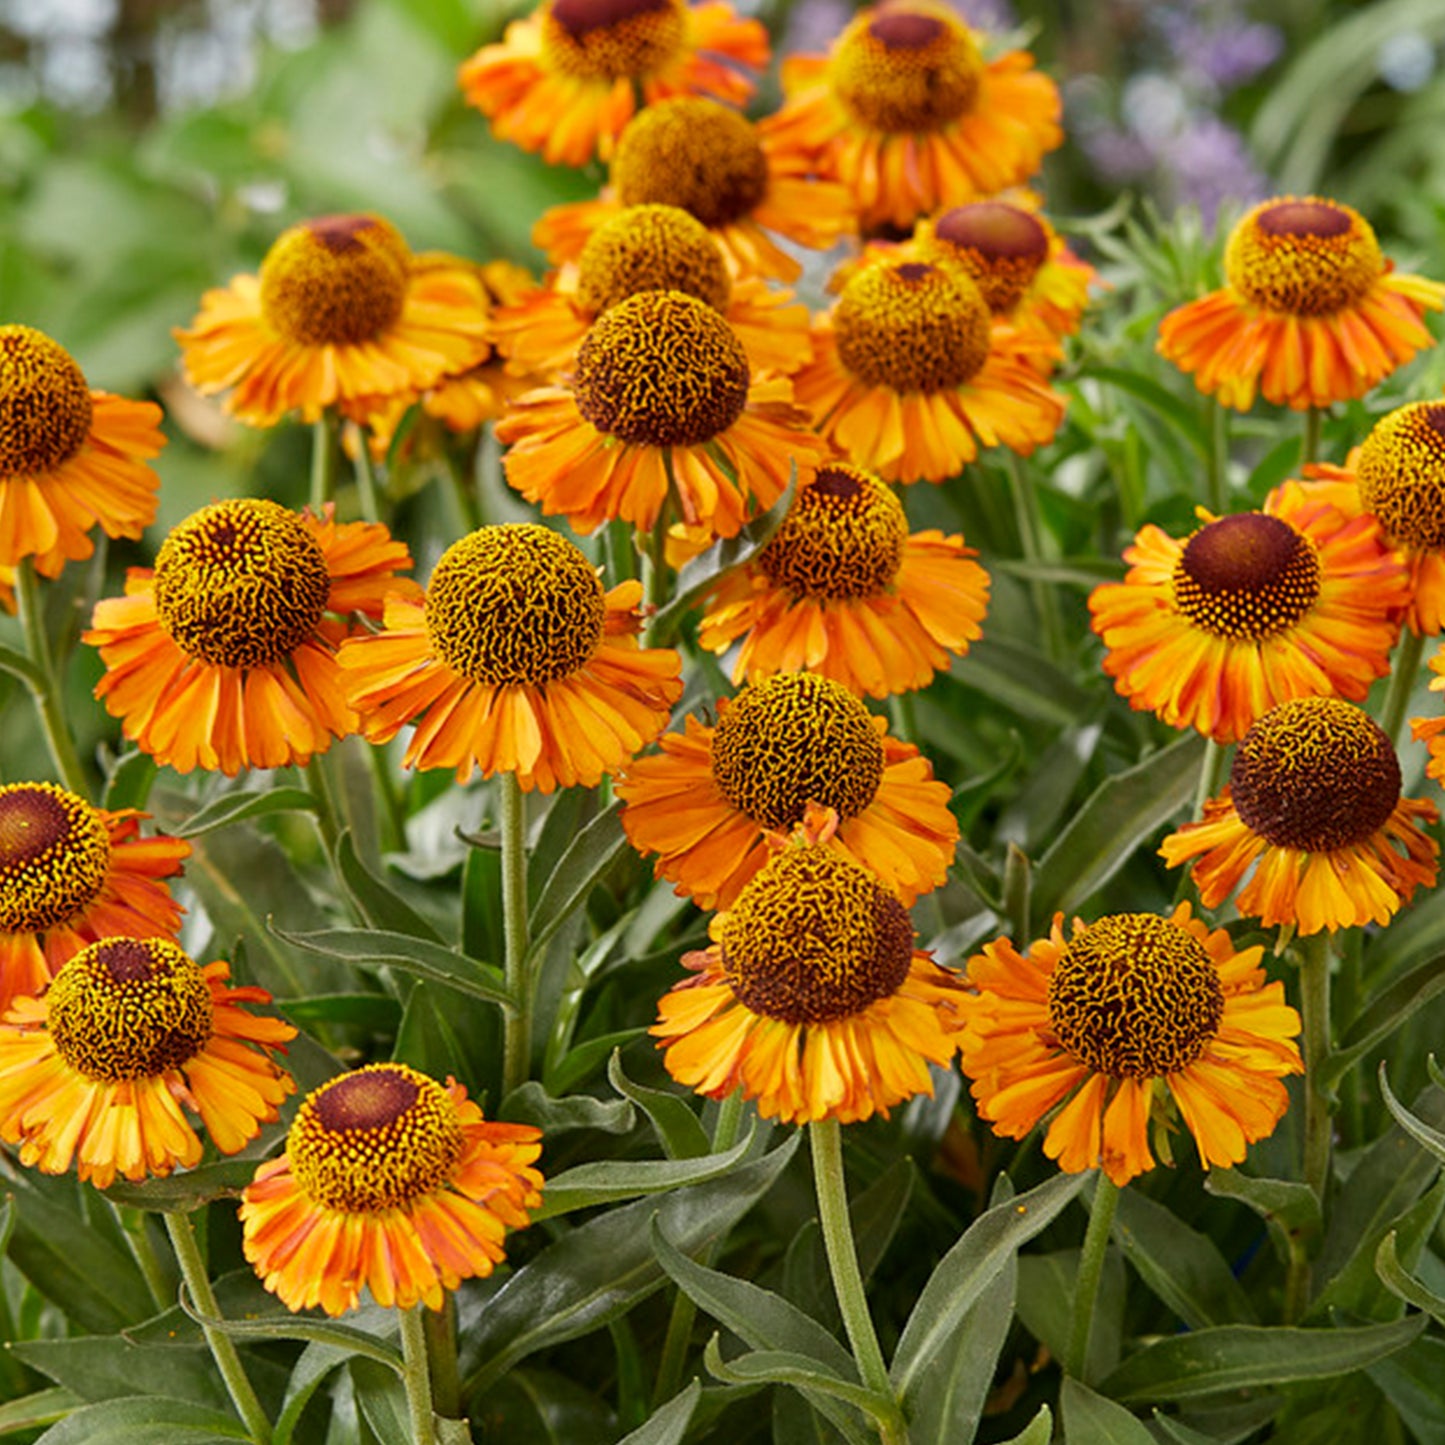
[957,905,1302,1185]
[339,524,683,789]
[618,670,958,908]
[697,460,990,696]
[1158,197,1445,411]
[1162,698,1438,933]
[0,937,294,1189]
[241,1063,543,1315]
[175,213,494,428]
[1089,480,1409,742]
[0,781,189,1014]
[0,325,165,577]
[459,0,767,168]
[85,498,420,775]
[653,824,964,1123]
[795,258,1065,482]
[759,2,1061,232]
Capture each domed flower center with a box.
[611,98,770,228]
[424,524,605,686]
[1047,914,1224,1078]
[928,203,1050,313]
[0,325,94,480]
[711,672,885,830]
[1225,198,1383,316]
[287,1064,465,1213]
[1230,697,1400,852]
[573,290,750,447]
[828,6,983,133]
[539,0,686,81]
[259,214,410,347]
[1355,402,1445,551]
[0,783,111,935]
[834,261,991,394]
[153,499,331,668]
[576,205,733,317]
[48,938,214,1082]
[720,846,914,1024]
[1171,512,1321,640]
[759,463,908,601]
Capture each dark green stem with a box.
[16,559,90,795]
[1380,627,1427,748]
[1205,397,1229,515]
[1065,1173,1120,1381]
[500,773,532,1098]
[1193,737,1230,819]
[1301,407,1322,469]
[1005,453,1064,662]
[399,1304,440,1445]
[423,1298,462,1420]
[1298,931,1333,1202]
[310,412,339,511]
[353,433,382,523]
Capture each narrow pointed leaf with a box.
[617,1381,701,1445]
[26,1396,253,1443]
[1379,1065,1445,1165]
[1061,1378,1155,1445]
[527,801,629,962]
[999,1404,1052,1444]
[334,829,443,941]
[173,788,318,837]
[177,1288,403,1372]
[1322,954,1445,1090]
[703,1339,897,1423]
[607,1049,710,1160]
[1375,1230,1445,1326]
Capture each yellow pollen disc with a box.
[828,5,983,134]
[1224,197,1383,317]
[539,0,686,80]
[576,205,732,317]
[611,98,770,229]
[925,203,1050,313]
[425,524,605,686]
[711,672,885,830]
[1047,914,1224,1079]
[1171,512,1321,640]
[259,214,410,347]
[834,261,991,394]
[0,325,94,480]
[1230,697,1400,853]
[47,938,214,1082]
[1355,402,1445,551]
[759,463,907,601]
[574,290,749,447]
[153,499,331,669]
[287,1064,465,1213]
[0,782,111,934]
[720,846,914,1024]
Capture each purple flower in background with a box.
[1158,113,1268,226]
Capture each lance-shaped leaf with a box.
[607,1049,710,1161]
[1321,953,1445,1090]
[526,801,630,964]
[703,1338,903,1434]
[1060,1378,1156,1445]
[617,1381,701,1445]
[22,1396,254,1443]
[173,787,318,838]
[1375,1229,1445,1327]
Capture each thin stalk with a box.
[165,1212,273,1444]
[1380,628,1427,748]
[113,1204,168,1311]
[399,1304,440,1445]
[1301,406,1322,469]
[352,433,382,523]
[887,691,917,746]
[1204,397,1229,515]
[16,559,89,795]
[423,1298,462,1420]
[364,739,408,855]
[1298,930,1334,1202]
[1193,738,1230,819]
[1064,1172,1120,1381]
[809,1120,906,1445]
[500,773,532,1098]
[642,473,677,647]
[304,751,342,857]
[1006,453,1064,662]
[310,412,339,512]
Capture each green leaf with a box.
[998,1404,1052,1444]
[1378,1066,1445,1165]
[1322,954,1445,1090]
[1375,1229,1445,1326]
[891,1171,1086,1399]
[1060,1378,1155,1445]
[703,1339,898,1424]
[951,636,1095,729]
[535,1126,757,1219]
[272,1344,353,1445]
[527,802,629,964]
[0,641,44,689]
[102,1157,264,1214]
[1205,1170,1322,1265]
[1074,367,1208,454]
[617,1381,701,1445]
[0,1388,76,1434]
[394,977,504,1102]
[502,1080,636,1134]
[8,1337,232,1413]
[462,841,506,967]
[173,787,318,838]
[333,829,443,941]
[1366,1333,1445,1445]
[351,1358,412,1445]
[276,925,512,1007]
[1016,1247,1126,1384]
[607,1050,710,1161]
[1098,1317,1426,1402]
[1112,1186,1257,1328]
[101,750,157,812]
[1031,732,1206,921]
[30,1396,253,1443]
[177,1290,403,1373]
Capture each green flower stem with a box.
[113,1203,169,1311]
[310,412,339,512]
[352,433,382,523]
[1064,1172,1120,1382]
[16,559,90,796]
[1193,737,1230,819]
[399,1304,440,1445]
[165,1212,273,1444]
[304,752,342,856]
[809,1119,906,1445]
[500,772,533,1099]
[423,1297,462,1420]
[1298,930,1334,1202]
[1005,453,1064,663]
[1380,627,1427,748]
[1204,397,1229,515]
[1302,406,1322,469]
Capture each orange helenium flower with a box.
[85,499,419,775]
[958,906,1302,1186]
[1162,697,1438,935]
[0,937,295,1190]
[654,827,964,1124]
[0,325,164,576]
[1088,480,1408,743]
[241,1063,542,1315]
[618,670,959,909]
[0,782,189,1015]
[339,524,683,790]
[458,0,768,168]
[1411,645,1445,786]
[759,2,1062,232]
[175,214,492,428]
[1157,196,1445,412]
[697,460,990,697]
